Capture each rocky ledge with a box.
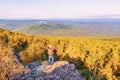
[14,61,82,80]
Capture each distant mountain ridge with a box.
[15,22,74,36]
[1,19,120,36]
[0,20,40,30]
[15,21,120,36]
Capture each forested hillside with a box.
[0,28,120,80]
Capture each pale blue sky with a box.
[0,0,120,19]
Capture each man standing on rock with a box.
[41,45,57,65]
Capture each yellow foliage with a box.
[0,28,120,80]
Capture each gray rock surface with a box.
[14,61,83,80]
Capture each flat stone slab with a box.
[14,61,83,80]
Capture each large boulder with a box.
[14,61,83,80]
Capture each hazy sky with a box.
[0,0,120,19]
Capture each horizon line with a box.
[1,17,120,20]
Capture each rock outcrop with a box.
[14,61,83,80]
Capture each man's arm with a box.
[41,45,48,49]
[53,46,59,50]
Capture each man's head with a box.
[49,45,52,48]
